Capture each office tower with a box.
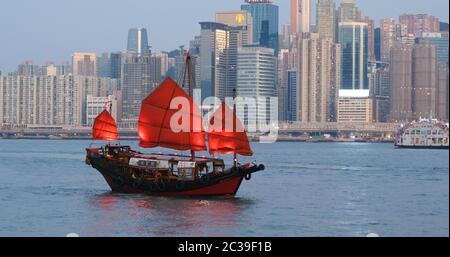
[127,28,149,56]
[199,22,246,101]
[316,0,336,41]
[399,14,440,38]
[418,32,449,64]
[97,53,112,78]
[236,46,276,127]
[437,64,449,120]
[338,0,361,22]
[363,16,375,61]
[412,42,437,119]
[241,0,279,54]
[277,49,289,121]
[43,63,58,76]
[189,36,202,90]
[290,0,311,36]
[122,54,155,120]
[389,43,413,121]
[110,52,122,80]
[298,33,341,123]
[338,22,369,95]
[374,28,381,61]
[216,10,254,45]
[72,52,97,76]
[286,70,297,122]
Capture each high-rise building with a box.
[363,16,375,61]
[418,32,449,64]
[337,97,372,122]
[389,42,439,121]
[216,10,253,45]
[72,52,97,77]
[437,64,449,121]
[97,53,112,78]
[298,33,341,123]
[286,70,297,122]
[122,54,156,120]
[380,18,410,62]
[290,0,311,36]
[110,52,122,80]
[338,0,361,23]
[316,0,336,41]
[241,0,279,54]
[86,94,120,126]
[338,22,369,96]
[389,43,413,121]
[399,14,440,38]
[0,75,118,126]
[17,61,42,76]
[236,46,276,127]
[127,28,149,56]
[199,22,246,101]
[412,42,437,119]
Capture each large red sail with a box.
[138,77,206,151]
[92,110,119,141]
[208,102,253,156]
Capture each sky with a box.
[0,0,448,72]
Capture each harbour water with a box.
[0,140,448,237]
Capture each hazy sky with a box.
[0,0,448,72]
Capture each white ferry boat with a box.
[395,119,449,149]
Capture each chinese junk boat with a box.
[85,54,265,197]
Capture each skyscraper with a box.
[241,0,279,54]
[363,16,375,61]
[418,32,449,65]
[127,28,149,56]
[122,54,155,120]
[199,22,246,101]
[316,0,336,41]
[72,52,97,77]
[389,42,439,121]
[216,10,254,45]
[290,0,311,36]
[236,46,276,127]
[97,53,112,78]
[298,33,341,123]
[338,22,369,95]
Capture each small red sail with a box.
[92,110,119,141]
[208,102,253,156]
[138,77,206,151]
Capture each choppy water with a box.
[0,140,448,237]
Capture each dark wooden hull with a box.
[87,152,264,197]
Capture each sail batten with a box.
[208,102,253,156]
[92,110,119,141]
[138,77,206,151]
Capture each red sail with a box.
[92,110,119,141]
[138,77,206,151]
[208,102,253,156]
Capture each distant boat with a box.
[395,119,449,149]
[85,54,265,197]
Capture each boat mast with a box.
[182,52,196,160]
[233,89,237,167]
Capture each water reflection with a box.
[89,193,255,236]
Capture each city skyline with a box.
[0,0,449,72]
